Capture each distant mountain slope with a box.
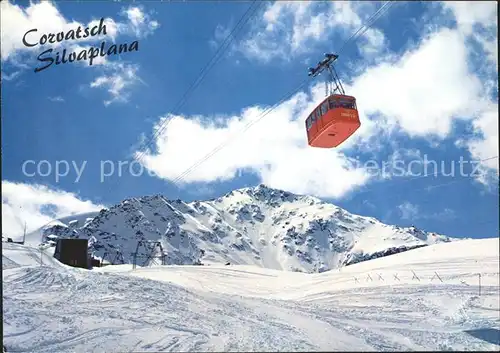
[31,184,457,272]
[23,211,101,245]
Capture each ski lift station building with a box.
[53,238,90,269]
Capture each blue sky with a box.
[1,0,498,240]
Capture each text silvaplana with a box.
[22,18,139,73]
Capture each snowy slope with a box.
[3,238,499,352]
[94,237,499,302]
[30,185,456,272]
[23,211,101,245]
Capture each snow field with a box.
[3,237,499,352]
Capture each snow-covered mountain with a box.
[33,184,456,272]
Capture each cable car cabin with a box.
[305,94,360,148]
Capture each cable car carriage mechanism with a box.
[305,53,360,148]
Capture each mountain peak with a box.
[219,184,324,207]
[36,185,455,273]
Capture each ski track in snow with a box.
[3,238,500,352]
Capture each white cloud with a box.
[138,12,498,198]
[442,1,498,79]
[138,86,371,199]
[0,1,156,104]
[398,201,456,221]
[435,208,457,220]
[234,1,386,63]
[347,26,497,182]
[476,34,498,66]
[442,1,497,36]
[1,181,104,240]
[466,104,499,169]
[0,1,158,67]
[89,63,143,106]
[1,70,21,81]
[48,96,64,102]
[465,104,499,186]
[349,28,484,139]
[119,6,160,38]
[441,1,498,179]
[381,148,428,179]
[362,199,376,209]
[0,1,116,62]
[398,201,420,220]
[209,23,232,50]
[230,1,497,177]
[69,44,110,67]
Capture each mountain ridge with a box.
[32,184,458,273]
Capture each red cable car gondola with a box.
[305,53,361,148]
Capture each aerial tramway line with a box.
[304,53,361,148]
[132,1,396,187]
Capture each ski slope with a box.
[3,237,499,352]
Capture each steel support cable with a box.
[135,0,261,164]
[171,1,397,187]
[392,155,499,184]
[171,78,313,185]
[136,0,260,164]
[327,1,395,94]
[343,155,499,202]
[269,156,499,229]
[336,0,394,55]
[321,1,395,96]
[170,2,261,114]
